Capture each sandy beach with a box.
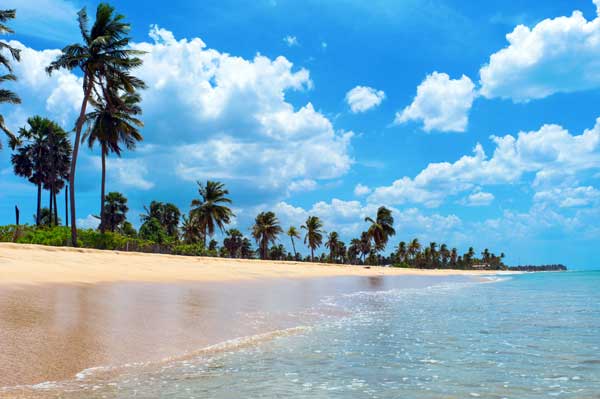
[0,243,508,395]
[0,243,505,286]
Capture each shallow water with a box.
[4,271,600,398]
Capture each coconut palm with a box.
[140,201,181,237]
[364,206,395,252]
[43,123,72,226]
[240,238,253,259]
[251,211,282,260]
[286,226,300,258]
[408,238,421,263]
[46,3,145,245]
[325,231,340,262]
[301,215,323,262]
[450,247,458,266]
[358,231,372,263]
[102,191,128,232]
[0,8,20,150]
[84,90,143,232]
[348,238,361,264]
[190,180,233,245]
[180,214,201,244]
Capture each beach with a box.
[0,243,505,395]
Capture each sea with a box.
[9,270,600,398]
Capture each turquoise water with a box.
[32,271,600,398]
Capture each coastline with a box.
[0,243,511,286]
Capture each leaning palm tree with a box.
[0,8,20,150]
[286,226,300,258]
[251,211,282,260]
[83,90,143,233]
[365,206,395,253]
[190,181,234,245]
[325,231,340,263]
[46,3,145,245]
[301,216,323,262]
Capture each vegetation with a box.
[302,215,323,262]
[252,211,282,260]
[46,3,146,246]
[190,180,234,245]
[0,8,20,149]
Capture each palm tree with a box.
[286,226,300,258]
[365,206,395,253]
[240,238,253,259]
[84,90,143,232]
[440,243,450,267]
[348,238,361,264]
[180,214,201,244]
[397,241,407,263]
[429,242,438,267]
[12,117,70,226]
[47,3,145,246]
[141,201,181,238]
[251,211,282,260]
[325,231,340,263]
[223,229,243,258]
[450,247,458,267]
[0,8,20,150]
[301,215,323,262]
[102,191,128,232]
[190,180,233,245]
[359,231,372,263]
[408,238,421,264]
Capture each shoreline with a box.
[0,243,513,286]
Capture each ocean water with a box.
[19,271,600,398]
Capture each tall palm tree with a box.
[325,231,340,262]
[0,8,20,150]
[190,180,233,245]
[102,191,128,232]
[84,90,143,232]
[251,211,282,260]
[301,215,323,262]
[358,231,372,263]
[286,226,300,258]
[365,206,395,253]
[47,3,145,245]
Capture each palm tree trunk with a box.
[49,187,53,226]
[36,182,41,226]
[311,248,314,263]
[291,237,296,258]
[70,79,93,246]
[53,189,58,226]
[99,148,106,233]
[65,184,69,228]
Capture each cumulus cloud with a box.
[462,190,495,206]
[370,118,600,207]
[534,186,600,208]
[353,183,371,196]
[395,72,476,132]
[480,3,600,101]
[345,86,385,113]
[2,26,354,200]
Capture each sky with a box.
[1,0,599,269]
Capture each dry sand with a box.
[0,243,506,285]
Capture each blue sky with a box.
[1,0,599,268]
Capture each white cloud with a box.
[345,86,385,113]
[2,26,353,200]
[283,35,299,47]
[90,156,154,191]
[462,190,494,206]
[395,72,476,132]
[534,186,600,208]
[353,183,371,196]
[287,179,318,194]
[370,118,600,207]
[480,4,600,101]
